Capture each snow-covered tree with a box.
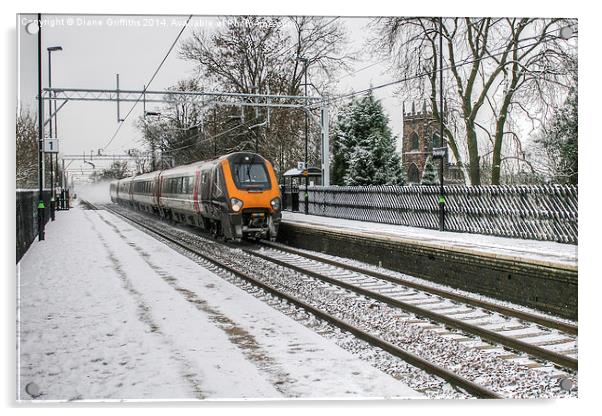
[333,92,405,186]
[100,161,131,180]
[534,85,578,185]
[16,109,38,188]
[421,157,438,185]
[345,144,376,186]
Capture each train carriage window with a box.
[182,176,189,194]
[200,168,211,200]
[212,166,223,198]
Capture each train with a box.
[109,152,282,241]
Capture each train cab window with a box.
[230,156,271,190]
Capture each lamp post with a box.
[296,57,309,214]
[47,46,62,220]
[37,13,45,240]
[438,17,446,232]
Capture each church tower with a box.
[401,101,446,183]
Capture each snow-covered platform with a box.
[282,212,577,270]
[17,204,422,401]
[279,212,577,319]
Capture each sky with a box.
[17,14,404,176]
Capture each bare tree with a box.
[372,17,577,185]
[126,148,151,175]
[176,16,353,172]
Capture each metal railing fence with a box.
[297,185,578,244]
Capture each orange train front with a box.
[110,152,282,241]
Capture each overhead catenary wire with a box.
[159,115,263,154]
[130,114,264,161]
[102,14,193,151]
[338,57,390,81]
[106,16,338,155]
[310,34,565,109]
[106,21,567,157]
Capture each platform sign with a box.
[44,138,59,153]
[433,147,446,159]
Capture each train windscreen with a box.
[230,156,271,190]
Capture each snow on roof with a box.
[283,167,322,177]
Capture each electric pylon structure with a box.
[42,86,331,185]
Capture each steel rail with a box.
[98,202,502,399]
[260,241,578,336]
[246,244,577,371]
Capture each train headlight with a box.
[270,197,281,211]
[230,198,244,213]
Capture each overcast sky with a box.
[17,14,404,175]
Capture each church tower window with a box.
[410,131,419,151]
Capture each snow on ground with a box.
[282,212,577,269]
[17,204,422,401]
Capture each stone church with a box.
[401,101,464,184]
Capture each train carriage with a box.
[110,152,281,241]
[131,171,160,213]
[158,162,202,224]
[110,176,134,206]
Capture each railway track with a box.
[93,201,578,398]
[246,242,578,371]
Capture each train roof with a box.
[116,152,268,182]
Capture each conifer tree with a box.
[421,157,438,185]
[332,92,405,186]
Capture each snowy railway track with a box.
[93,202,577,398]
[246,242,578,371]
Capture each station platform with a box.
[279,212,578,319]
[17,204,422,401]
